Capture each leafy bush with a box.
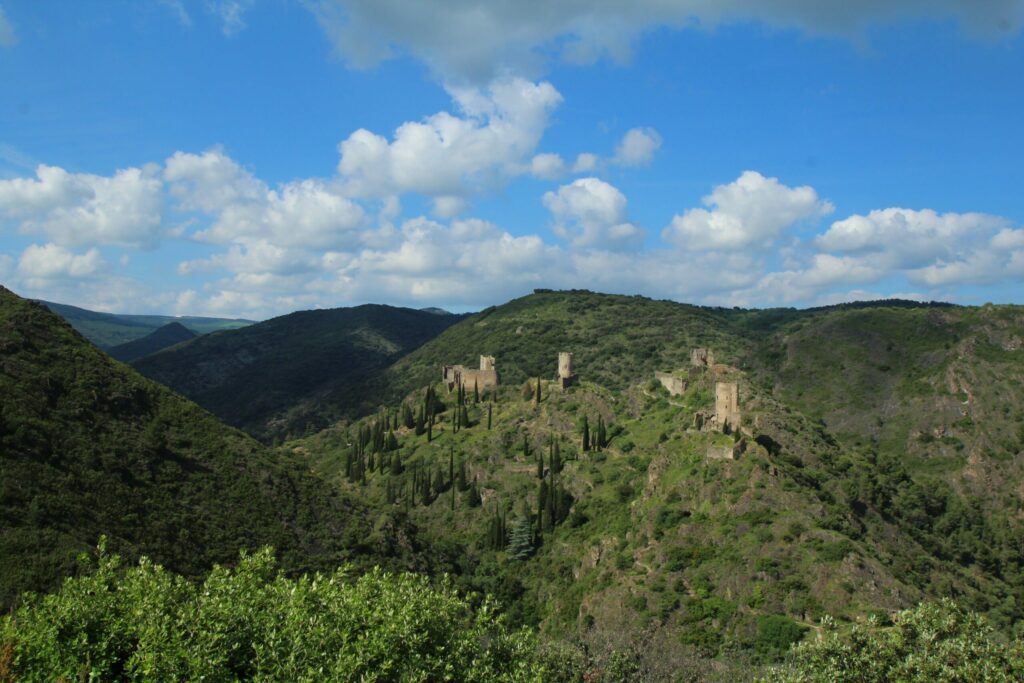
[767,600,1024,682]
[1,542,557,682]
[756,615,808,658]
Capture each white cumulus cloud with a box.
[613,127,662,166]
[166,149,366,249]
[663,170,833,251]
[0,164,164,249]
[17,243,105,284]
[544,177,644,249]
[337,78,563,200]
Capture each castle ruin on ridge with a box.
[556,351,575,390]
[442,355,498,392]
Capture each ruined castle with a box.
[442,355,498,392]
[657,348,742,434]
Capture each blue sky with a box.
[1,0,1023,318]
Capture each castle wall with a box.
[654,371,687,396]
[442,363,498,391]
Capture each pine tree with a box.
[582,415,590,452]
[507,516,535,560]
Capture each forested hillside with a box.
[285,290,1024,670]
[132,304,463,441]
[0,287,426,608]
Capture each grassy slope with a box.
[133,305,463,441]
[0,287,425,608]
[292,291,1024,661]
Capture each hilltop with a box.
[133,304,464,441]
[108,321,196,362]
[0,287,427,608]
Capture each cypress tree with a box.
[467,477,482,508]
[487,403,492,430]
[535,481,546,539]
[449,447,455,511]
[402,403,415,429]
[457,459,468,490]
[582,415,590,452]
[535,377,541,406]
[474,379,480,403]
[544,475,555,532]
[390,450,403,475]
[415,405,425,436]
[537,449,544,479]
[553,440,562,473]
[522,434,530,459]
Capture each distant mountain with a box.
[0,287,425,608]
[420,307,454,315]
[132,305,464,441]
[37,299,253,348]
[107,322,196,362]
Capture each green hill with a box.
[108,321,196,362]
[0,287,425,608]
[132,305,463,441]
[288,290,1024,667]
[38,299,253,348]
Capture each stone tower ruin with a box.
[714,382,741,432]
[556,351,575,390]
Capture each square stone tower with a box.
[715,382,740,432]
[480,355,496,371]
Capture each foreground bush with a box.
[0,541,552,682]
[768,599,1024,682]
